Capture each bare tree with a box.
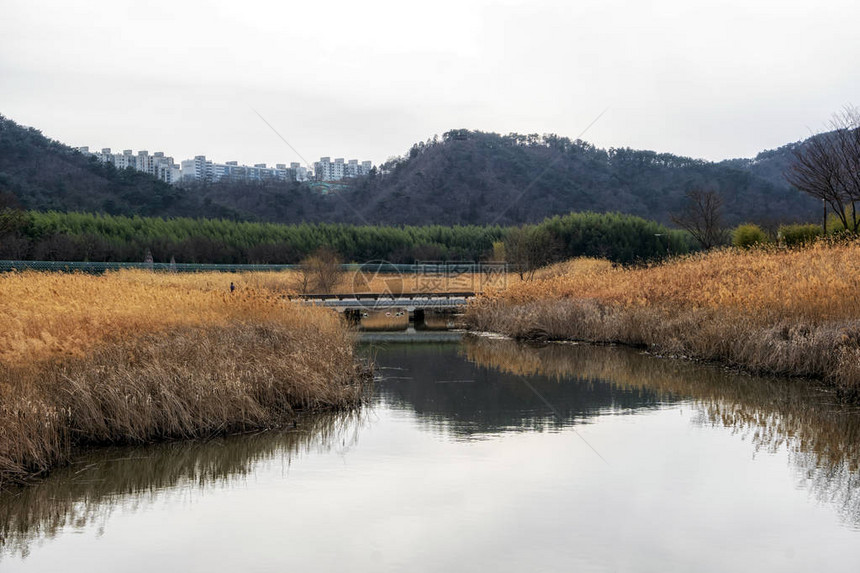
[785,106,860,234]
[504,226,557,280]
[294,265,313,294]
[670,189,727,250]
[295,247,343,293]
[831,107,860,231]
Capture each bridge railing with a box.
[0,260,298,274]
[291,292,478,301]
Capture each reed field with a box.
[466,239,860,397]
[0,270,369,486]
[110,268,506,297]
[241,268,507,295]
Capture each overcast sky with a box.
[2,0,858,168]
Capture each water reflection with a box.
[372,342,666,438]
[0,412,362,558]
[459,336,860,528]
[358,309,409,331]
[2,337,859,565]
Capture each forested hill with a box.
[1,115,818,226]
[344,130,818,226]
[719,141,805,190]
[0,115,332,221]
[0,115,187,216]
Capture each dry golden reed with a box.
[467,241,860,395]
[112,268,509,298]
[0,270,369,486]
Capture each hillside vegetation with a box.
[1,115,818,226]
[348,130,818,225]
[0,116,187,216]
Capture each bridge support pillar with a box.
[343,308,361,325]
[412,308,425,326]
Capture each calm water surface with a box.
[2,335,859,572]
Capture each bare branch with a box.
[670,189,727,250]
[296,247,342,293]
[785,107,860,233]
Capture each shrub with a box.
[732,224,769,248]
[826,209,860,235]
[295,247,343,293]
[779,224,822,247]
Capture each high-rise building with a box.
[314,156,373,181]
[180,155,213,183]
[291,162,310,182]
[82,147,179,184]
[78,144,372,186]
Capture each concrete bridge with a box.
[289,292,478,310]
[289,292,479,326]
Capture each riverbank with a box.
[465,240,860,399]
[0,270,369,487]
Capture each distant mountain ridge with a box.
[0,116,186,215]
[341,131,817,225]
[0,114,819,226]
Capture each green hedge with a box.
[0,210,693,264]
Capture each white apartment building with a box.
[273,164,293,181]
[180,155,214,183]
[347,159,373,178]
[291,162,310,182]
[138,151,178,184]
[78,145,373,186]
[208,161,293,183]
[314,157,343,181]
[314,157,372,181]
[117,150,136,170]
[80,147,180,184]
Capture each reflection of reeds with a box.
[359,310,409,331]
[420,312,459,330]
[0,411,363,557]
[467,242,860,396]
[463,337,860,526]
[0,271,370,486]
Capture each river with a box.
[2,335,859,571]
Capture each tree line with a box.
[0,209,691,266]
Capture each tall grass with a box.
[111,268,509,298]
[466,240,860,397]
[0,270,369,486]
